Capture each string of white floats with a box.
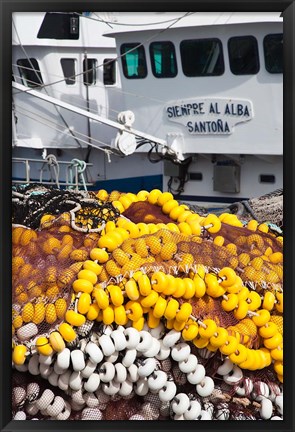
[13,322,283,420]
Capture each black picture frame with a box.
[1,1,294,431]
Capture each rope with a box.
[39,154,60,188]
[67,159,87,191]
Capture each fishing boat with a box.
[11,12,284,423]
[12,11,283,205]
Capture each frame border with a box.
[1,1,294,431]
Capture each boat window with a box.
[264,34,283,74]
[60,59,76,85]
[83,58,97,85]
[228,36,259,75]
[37,12,79,39]
[17,58,43,87]
[149,41,177,78]
[180,39,224,77]
[120,44,147,79]
[103,58,116,85]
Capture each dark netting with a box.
[12,185,119,230]
[123,201,174,224]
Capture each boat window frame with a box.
[149,41,178,78]
[103,58,117,86]
[228,35,260,75]
[16,58,43,88]
[263,33,283,74]
[180,37,225,77]
[83,58,97,86]
[120,43,148,79]
[60,58,77,86]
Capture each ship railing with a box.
[12,156,94,191]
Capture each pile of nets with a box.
[12,187,283,421]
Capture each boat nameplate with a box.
[165,98,253,135]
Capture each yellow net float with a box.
[270,345,283,361]
[219,335,239,356]
[33,303,46,324]
[132,317,145,331]
[177,222,193,236]
[259,347,272,367]
[152,296,167,319]
[156,191,173,207]
[275,292,283,313]
[72,278,94,294]
[229,343,248,364]
[125,300,143,321]
[45,304,57,324]
[176,210,193,224]
[221,293,239,312]
[198,319,217,339]
[77,292,91,315]
[218,267,237,288]
[22,303,34,323]
[172,320,186,332]
[164,299,179,320]
[65,310,86,327]
[151,272,168,293]
[147,310,161,329]
[140,290,159,308]
[263,332,283,350]
[49,331,65,353]
[252,309,271,327]
[12,345,27,365]
[182,278,196,299]
[193,335,209,349]
[136,190,149,201]
[124,279,140,300]
[210,327,228,348]
[77,269,98,285]
[238,349,257,370]
[204,273,220,297]
[58,322,77,342]
[162,199,179,214]
[98,235,120,252]
[193,275,206,298]
[102,305,115,325]
[108,285,124,307]
[147,189,162,205]
[171,278,185,298]
[201,214,222,234]
[259,322,278,339]
[246,291,262,311]
[175,303,192,323]
[83,260,102,276]
[169,205,186,221]
[234,300,249,320]
[90,248,109,263]
[35,336,54,356]
[86,303,100,321]
[12,315,23,329]
[182,322,199,341]
[92,288,109,309]
[162,275,177,296]
[114,305,128,325]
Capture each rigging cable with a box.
[12,12,193,96]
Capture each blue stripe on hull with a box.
[89,175,163,193]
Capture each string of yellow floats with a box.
[12,188,283,385]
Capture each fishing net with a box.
[228,189,283,231]
[11,187,283,421]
